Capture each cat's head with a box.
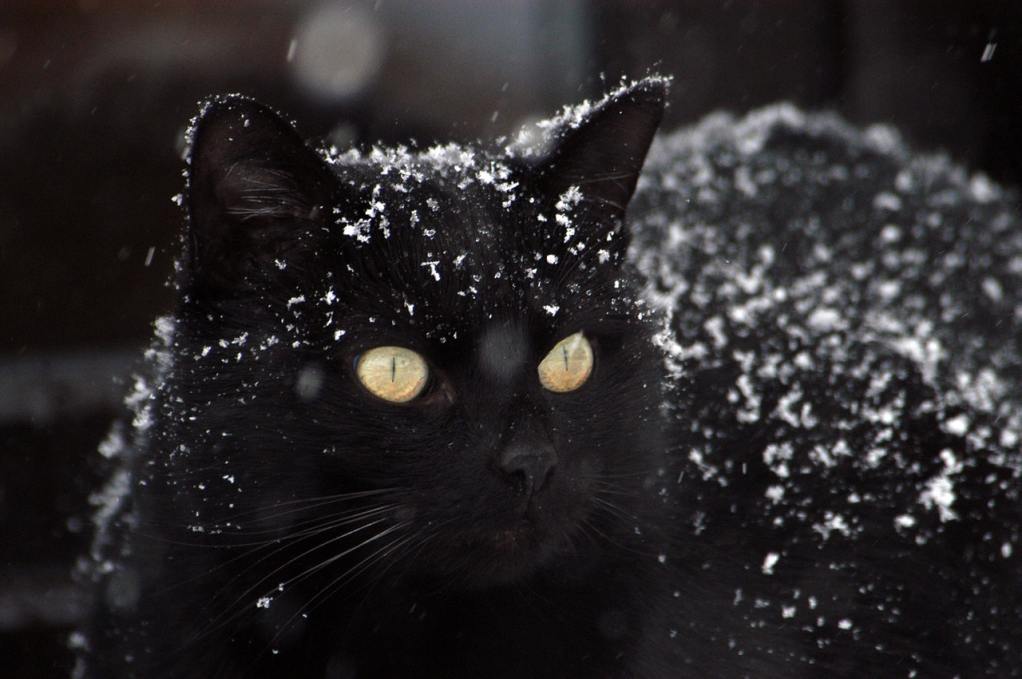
[168,79,668,589]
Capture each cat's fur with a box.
[76,78,1022,678]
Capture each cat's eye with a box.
[537,332,594,393]
[355,346,429,403]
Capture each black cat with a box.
[75,78,1021,678]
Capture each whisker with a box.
[206,505,401,585]
[208,503,402,543]
[214,488,403,524]
[266,524,414,646]
[587,469,656,480]
[575,519,603,550]
[150,504,402,599]
[589,482,634,498]
[190,515,397,642]
[592,496,639,522]
[579,517,620,549]
[144,502,400,559]
[269,521,411,596]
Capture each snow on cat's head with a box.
[154,79,672,586]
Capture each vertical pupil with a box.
[562,346,569,371]
[391,356,396,382]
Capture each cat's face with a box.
[171,81,668,589]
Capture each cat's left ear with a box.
[536,78,667,222]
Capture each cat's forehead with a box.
[330,142,520,200]
[333,145,516,235]
[324,146,556,302]
[183,82,661,352]
[308,145,613,345]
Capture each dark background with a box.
[2,1,1021,676]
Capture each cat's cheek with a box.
[572,456,600,489]
[392,504,417,524]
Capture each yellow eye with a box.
[537,332,593,393]
[356,346,429,403]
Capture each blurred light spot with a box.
[104,567,141,612]
[296,363,325,401]
[327,122,359,150]
[291,3,383,101]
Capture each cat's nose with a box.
[498,445,557,500]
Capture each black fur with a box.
[76,79,1022,678]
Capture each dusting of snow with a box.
[507,76,673,159]
[78,87,1022,675]
[894,514,917,529]
[630,100,1022,585]
[421,260,441,282]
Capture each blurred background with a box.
[2,1,1021,675]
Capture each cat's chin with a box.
[461,529,557,588]
[411,514,575,591]
[455,512,587,589]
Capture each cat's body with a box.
[632,107,1022,676]
[76,80,1021,678]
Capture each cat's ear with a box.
[185,95,334,296]
[536,78,667,221]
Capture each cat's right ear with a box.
[185,95,334,297]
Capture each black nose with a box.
[498,445,556,499]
